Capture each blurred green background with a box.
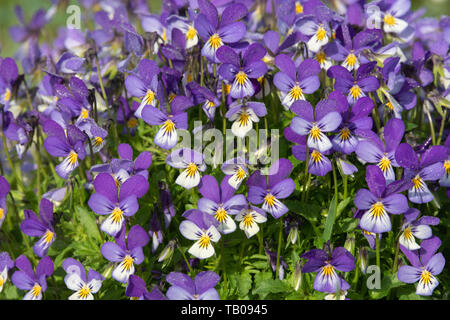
[0,0,448,59]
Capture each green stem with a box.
[436,110,447,146]
[376,233,381,270]
[301,145,309,203]
[178,244,193,275]
[35,125,42,199]
[424,106,436,145]
[220,239,227,284]
[392,238,400,273]
[332,160,338,222]
[258,225,264,255]
[2,133,24,193]
[275,218,283,279]
[343,174,348,200]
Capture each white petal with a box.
[231,118,253,138]
[307,34,329,52]
[64,273,84,291]
[217,215,236,235]
[88,279,103,294]
[399,233,420,251]
[416,274,439,296]
[154,126,178,149]
[101,214,124,237]
[112,260,135,283]
[412,225,432,240]
[188,240,215,259]
[240,219,260,238]
[206,225,221,242]
[176,169,201,189]
[179,220,202,240]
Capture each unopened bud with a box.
[292,262,303,291]
[344,233,355,256]
[158,240,176,267]
[358,247,369,274]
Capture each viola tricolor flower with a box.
[235,206,267,239]
[166,271,220,300]
[247,158,295,218]
[11,255,54,300]
[370,0,411,35]
[88,172,148,237]
[354,165,409,233]
[399,208,439,251]
[225,101,267,138]
[125,275,167,300]
[101,225,149,283]
[398,236,445,296]
[179,209,221,259]
[395,143,447,204]
[197,175,247,234]
[62,258,104,300]
[0,252,14,292]
[0,58,18,110]
[166,148,206,190]
[0,176,10,229]
[221,157,249,189]
[301,247,355,293]
[20,198,56,258]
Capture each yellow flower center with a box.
[215,207,228,223]
[386,101,394,110]
[339,127,351,141]
[316,51,326,64]
[209,33,223,49]
[199,234,211,249]
[0,208,4,220]
[444,160,450,174]
[111,207,123,224]
[345,53,357,67]
[0,275,4,287]
[316,26,327,41]
[310,125,321,140]
[412,176,424,190]
[122,255,134,271]
[350,85,362,99]
[79,285,91,299]
[264,193,276,207]
[162,28,167,43]
[81,108,89,119]
[4,88,11,102]
[238,111,250,126]
[378,156,391,173]
[363,230,374,236]
[186,73,193,83]
[143,90,155,105]
[94,136,103,147]
[168,93,176,103]
[370,202,385,218]
[207,100,215,109]
[289,85,303,100]
[420,270,432,286]
[44,230,54,243]
[403,226,413,240]
[295,2,303,14]
[243,212,254,228]
[311,150,322,163]
[235,71,248,85]
[68,151,78,165]
[186,26,197,41]
[127,117,138,128]
[31,284,42,298]
[162,119,175,134]
[322,264,334,277]
[224,83,231,95]
[236,167,246,180]
[384,14,396,27]
[186,163,198,177]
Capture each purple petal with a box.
[330,247,355,272]
[194,271,220,294]
[274,54,296,81]
[395,143,419,170]
[426,253,445,275]
[354,189,377,210]
[127,225,150,251]
[268,158,293,187]
[219,3,247,28]
[101,242,125,262]
[397,265,421,283]
[384,118,405,152]
[216,45,240,66]
[93,173,117,203]
[420,146,447,168]
[218,21,246,44]
[119,174,148,201]
[36,256,54,278]
[271,179,295,199]
[382,194,408,214]
[166,272,195,294]
[365,165,386,198]
[118,143,133,160]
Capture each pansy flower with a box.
[290,99,342,153]
[125,275,167,300]
[101,225,149,283]
[166,148,206,190]
[167,15,199,50]
[225,101,267,138]
[399,208,439,251]
[11,255,54,300]
[221,157,249,189]
[20,199,56,258]
[301,247,355,293]
[354,165,409,233]
[77,119,108,154]
[179,209,221,259]
[398,236,445,296]
[56,76,93,123]
[355,118,405,184]
[369,0,411,35]
[0,252,14,292]
[88,172,148,237]
[217,44,268,99]
[194,0,247,63]
[0,176,10,229]
[395,143,446,204]
[235,206,267,238]
[166,271,220,300]
[116,143,153,180]
[0,58,18,110]
[125,59,161,118]
[197,175,247,234]
[273,55,321,109]
[62,258,104,300]
[327,62,379,104]
[186,82,220,122]
[247,158,295,218]
[141,96,193,150]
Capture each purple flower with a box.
[399,208,440,251]
[266,249,288,280]
[395,143,447,203]
[397,236,445,296]
[355,118,405,183]
[141,96,193,150]
[327,62,379,104]
[217,44,268,99]
[20,199,56,258]
[149,212,163,253]
[0,58,18,111]
[247,158,295,218]
[11,255,54,300]
[186,82,221,122]
[179,209,221,260]
[9,6,49,43]
[354,165,409,233]
[117,143,153,180]
[0,176,10,229]
[88,172,148,237]
[124,59,161,118]
[77,119,108,154]
[166,271,220,300]
[273,55,320,108]
[62,258,105,300]
[56,76,93,123]
[369,0,411,34]
[225,101,267,138]
[125,275,167,300]
[166,148,206,190]
[197,175,247,234]
[235,205,267,239]
[221,157,249,189]
[101,225,150,283]
[290,98,342,153]
[194,0,247,63]
[0,252,14,292]
[301,247,355,293]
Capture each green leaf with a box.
[369,273,405,299]
[321,195,336,246]
[253,279,290,297]
[339,218,359,232]
[336,197,352,219]
[405,122,418,131]
[76,206,102,244]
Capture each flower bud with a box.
[292,262,303,291]
[344,233,355,256]
[358,247,369,274]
